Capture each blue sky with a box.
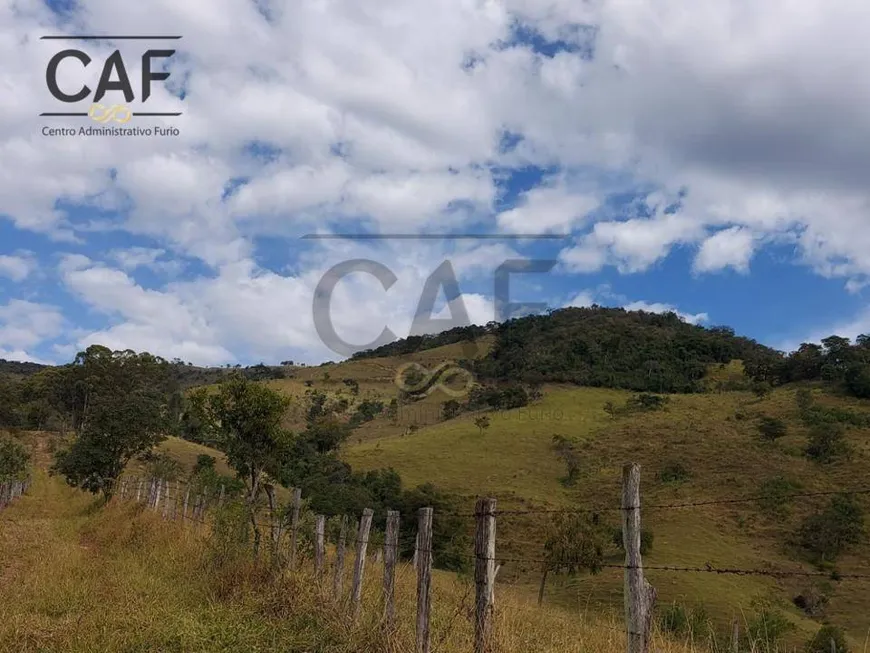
[2,0,870,366]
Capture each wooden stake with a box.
[351,508,374,620]
[416,507,434,653]
[731,619,739,653]
[288,487,303,568]
[333,515,348,600]
[182,487,190,521]
[622,463,656,653]
[474,498,497,653]
[383,510,400,636]
[315,515,326,581]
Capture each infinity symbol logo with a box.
[88,103,132,124]
[394,361,475,398]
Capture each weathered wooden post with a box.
[383,509,400,636]
[315,515,326,581]
[288,487,303,568]
[416,507,434,653]
[622,463,656,653]
[731,619,739,653]
[182,487,190,521]
[162,481,171,519]
[333,515,348,599]
[474,498,497,653]
[136,478,143,503]
[351,508,374,620]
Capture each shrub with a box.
[805,624,850,652]
[792,586,829,617]
[757,416,787,441]
[747,605,795,652]
[658,603,709,638]
[805,422,850,463]
[798,495,865,564]
[625,393,669,411]
[756,476,801,519]
[0,437,29,481]
[658,461,691,484]
[442,400,462,420]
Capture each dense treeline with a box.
[0,359,48,378]
[472,307,778,393]
[744,335,870,399]
[350,324,491,359]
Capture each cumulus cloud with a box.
[3,0,870,362]
[0,253,36,282]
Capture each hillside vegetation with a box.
[1,307,869,650]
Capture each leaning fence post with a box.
[474,498,497,653]
[333,515,348,599]
[622,463,656,653]
[383,509,400,636]
[351,508,374,620]
[315,515,326,581]
[416,507,434,653]
[288,487,303,568]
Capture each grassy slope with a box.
[318,346,870,648]
[0,467,701,652]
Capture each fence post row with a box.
[622,463,656,653]
[474,498,497,653]
[416,506,434,653]
[351,508,374,621]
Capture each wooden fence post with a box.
[315,515,326,581]
[136,478,143,503]
[622,463,656,653]
[413,530,420,567]
[288,487,303,568]
[474,498,497,653]
[383,509,400,636]
[416,506,434,653]
[162,481,171,519]
[731,619,739,653]
[333,515,348,599]
[182,487,190,521]
[351,508,374,620]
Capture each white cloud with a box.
[0,253,36,282]
[0,300,64,356]
[693,226,756,274]
[622,300,709,326]
[3,0,870,362]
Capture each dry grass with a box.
[0,471,706,652]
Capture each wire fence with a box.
[112,463,868,653]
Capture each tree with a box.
[442,399,462,420]
[798,495,865,565]
[196,374,293,554]
[538,512,610,605]
[0,437,30,481]
[805,423,850,464]
[805,625,849,652]
[51,346,174,500]
[474,415,491,435]
[757,416,787,441]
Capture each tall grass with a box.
[0,472,712,652]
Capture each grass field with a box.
[0,467,707,653]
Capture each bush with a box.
[757,416,787,441]
[805,423,850,463]
[748,605,795,652]
[442,400,462,420]
[792,586,829,617]
[658,461,691,484]
[805,624,850,652]
[0,437,29,481]
[625,393,669,411]
[658,603,709,638]
[798,495,865,564]
[756,476,801,519]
